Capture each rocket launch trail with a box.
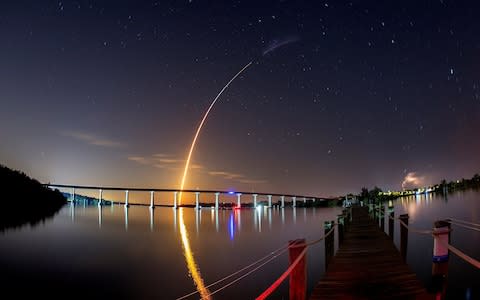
[176,61,253,300]
[178,61,253,200]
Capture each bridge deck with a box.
[310,206,432,300]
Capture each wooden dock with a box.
[310,206,432,300]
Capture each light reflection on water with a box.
[0,189,479,299]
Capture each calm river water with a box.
[0,189,478,299]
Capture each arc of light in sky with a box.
[178,61,253,202]
[177,61,253,300]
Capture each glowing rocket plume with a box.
[178,61,253,201]
[176,61,253,300]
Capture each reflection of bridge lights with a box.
[229,213,235,240]
[256,205,263,212]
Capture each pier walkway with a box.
[310,206,431,300]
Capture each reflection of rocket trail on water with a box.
[176,61,253,300]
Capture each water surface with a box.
[0,189,479,299]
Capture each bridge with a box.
[46,183,337,209]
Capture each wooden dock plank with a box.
[309,206,432,300]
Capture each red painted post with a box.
[289,239,306,300]
[399,214,409,261]
[432,220,451,300]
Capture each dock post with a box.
[195,192,200,210]
[342,209,348,231]
[324,220,335,269]
[380,205,385,231]
[215,192,220,210]
[289,239,307,300]
[253,194,258,208]
[124,190,129,207]
[72,187,76,202]
[399,214,409,261]
[150,191,155,209]
[337,214,345,245]
[388,211,394,239]
[98,189,103,206]
[281,195,285,208]
[237,193,242,208]
[432,220,451,300]
[173,191,178,209]
[292,196,296,207]
[267,195,272,208]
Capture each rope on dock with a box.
[177,223,337,299]
[449,221,480,232]
[175,242,290,300]
[448,218,480,228]
[290,223,337,248]
[388,213,480,269]
[255,247,308,300]
[436,235,480,269]
[397,218,433,235]
[200,247,290,299]
[255,224,337,299]
[447,218,480,232]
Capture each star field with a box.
[1,0,479,196]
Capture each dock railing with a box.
[371,204,480,299]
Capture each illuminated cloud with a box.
[208,171,244,179]
[61,131,125,148]
[402,172,426,189]
[238,178,268,184]
[128,154,265,185]
[208,170,267,184]
[127,156,150,164]
[128,154,203,170]
[157,158,180,164]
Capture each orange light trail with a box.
[176,61,253,300]
[178,61,252,203]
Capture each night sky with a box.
[1,0,479,197]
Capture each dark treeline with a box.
[438,173,480,192]
[0,164,66,231]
